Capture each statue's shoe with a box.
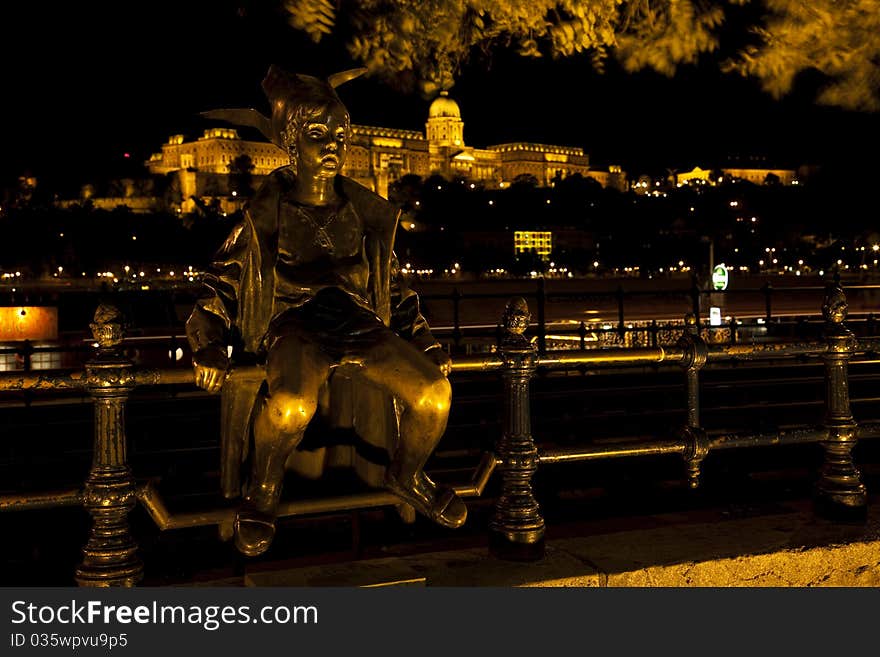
[234,507,276,557]
[385,473,467,529]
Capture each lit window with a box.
[30,350,62,371]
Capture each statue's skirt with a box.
[265,287,389,362]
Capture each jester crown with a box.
[201,65,366,150]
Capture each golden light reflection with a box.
[0,307,58,342]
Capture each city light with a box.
[0,83,863,316]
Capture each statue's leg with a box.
[357,334,466,528]
[235,335,331,556]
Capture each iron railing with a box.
[4,277,880,370]
[0,278,876,584]
[419,277,880,353]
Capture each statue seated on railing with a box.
[185,65,466,557]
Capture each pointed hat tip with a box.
[328,67,368,89]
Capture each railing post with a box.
[763,282,773,324]
[616,285,625,341]
[650,319,658,348]
[169,334,178,362]
[75,303,143,586]
[20,339,33,371]
[816,281,867,522]
[578,321,587,351]
[729,316,738,344]
[489,297,545,561]
[452,287,462,353]
[690,275,701,327]
[536,278,546,355]
[678,313,709,488]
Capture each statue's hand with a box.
[426,346,452,377]
[193,347,229,394]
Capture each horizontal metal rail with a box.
[0,371,87,392]
[0,489,83,511]
[539,440,686,464]
[135,452,499,535]
[706,342,827,360]
[537,423,880,467]
[0,339,857,392]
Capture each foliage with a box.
[282,0,880,110]
[724,0,880,111]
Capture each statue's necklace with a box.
[297,204,339,253]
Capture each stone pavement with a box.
[238,497,880,587]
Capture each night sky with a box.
[2,0,877,194]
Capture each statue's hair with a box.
[199,65,365,170]
[280,99,352,174]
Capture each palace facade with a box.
[59,94,798,216]
[142,92,626,213]
[674,166,799,187]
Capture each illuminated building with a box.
[675,167,714,185]
[514,231,553,259]
[143,92,626,210]
[721,168,798,185]
[674,166,799,187]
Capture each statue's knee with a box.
[264,390,317,434]
[413,375,451,417]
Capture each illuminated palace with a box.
[145,92,626,212]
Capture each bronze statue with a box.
[186,65,466,556]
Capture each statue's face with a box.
[293,102,349,181]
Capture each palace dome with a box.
[428,91,461,119]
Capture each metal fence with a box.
[419,277,880,353]
[0,278,876,583]
[4,277,880,369]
